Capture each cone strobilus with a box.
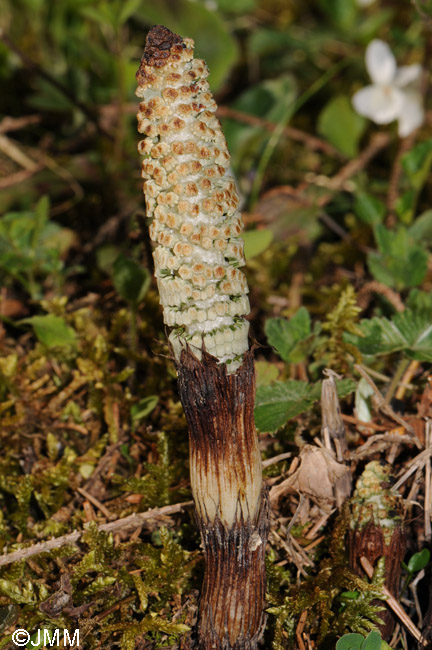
[136,25,269,650]
[348,461,406,640]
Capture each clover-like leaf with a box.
[361,631,382,650]
[336,633,365,650]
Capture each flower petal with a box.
[366,40,397,85]
[357,0,375,5]
[398,92,424,137]
[352,85,404,124]
[394,64,422,88]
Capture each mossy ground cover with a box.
[1,1,432,648]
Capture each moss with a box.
[267,507,386,649]
[314,285,363,373]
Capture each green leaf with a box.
[395,189,416,225]
[34,195,49,232]
[362,631,382,650]
[223,75,297,171]
[368,225,428,290]
[356,9,395,42]
[241,229,273,259]
[136,0,239,91]
[407,289,432,311]
[80,5,114,28]
[317,95,366,157]
[409,210,432,242]
[407,548,430,573]
[254,378,355,432]
[131,396,159,423]
[96,244,121,274]
[255,361,279,387]
[118,0,142,24]
[112,255,150,306]
[402,139,432,190]
[255,380,320,432]
[336,633,365,650]
[380,642,392,650]
[21,314,76,348]
[354,193,385,225]
[265,307,311,363]
[317,0,357,30]
[217,0,257,13]
[339,590,359,600]
[249,25,335,60]
[0,200,66,299]
[345,309,432,361]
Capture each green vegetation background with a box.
[0,0,432,648]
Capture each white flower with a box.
[356,0,376,6]
[352,39,424,137]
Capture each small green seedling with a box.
[336,630,391,650]
[401,548,430,594]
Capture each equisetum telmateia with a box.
[136,25,269,650]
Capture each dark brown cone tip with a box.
[136,25,185,82]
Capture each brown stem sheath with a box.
[176,349,269,649]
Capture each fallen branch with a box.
[0,500,193,568]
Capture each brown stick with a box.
[216,105,344,159]
[0,164,44,190]
[0,501,193,568]
[0,114,41,134]
[325,132,391,194]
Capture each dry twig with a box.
[0,114,41,134]
[215,105,343,158]
[0,501,194,568]
[355,364,417,438]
